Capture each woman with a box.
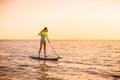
[38,27,50,57]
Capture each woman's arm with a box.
[38,31,41,36]
[46,32,50,43]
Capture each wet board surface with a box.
[29,56,58,61]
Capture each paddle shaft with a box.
[49,42,60,58]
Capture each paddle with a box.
[49,41,62,59]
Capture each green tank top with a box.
[40,31,48,42]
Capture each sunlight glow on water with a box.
[0,40,120,80]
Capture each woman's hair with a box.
[43,27,48,32]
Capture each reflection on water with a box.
[37,60,48,80]
[0,40,120,80]
[36,60,63,80]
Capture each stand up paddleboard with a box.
[29,56,58,61]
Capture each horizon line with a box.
[0,39,120,41]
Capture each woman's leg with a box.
[43,42,46,57]
[38,42,42,57]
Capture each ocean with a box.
[0,40,120,80]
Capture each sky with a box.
[0,0,120,40]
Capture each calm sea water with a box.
[0,40,120,80]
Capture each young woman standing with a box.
[38,27,50,57]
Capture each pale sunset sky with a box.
[0,0,120,40]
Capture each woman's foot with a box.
[44,56,47,58]
[38,54,40,57]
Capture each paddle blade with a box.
[58,56,62,59]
